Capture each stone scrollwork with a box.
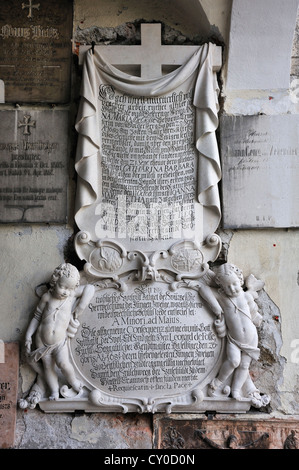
[75,232,221,280]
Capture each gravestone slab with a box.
[78,83,203,250]
[221,114,299,228]
[0,0,72,103]
[0,109,69,223]
[20,25,270,415]
[0,342,19,449]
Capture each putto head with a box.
[213,263,244,287]
[49,263,80,291]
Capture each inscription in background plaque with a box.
[0,342,19,449]
[221,114,299,228]
[0,0,72,103]
[0,110,68,223]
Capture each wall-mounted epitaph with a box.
[99,86,197,244]
[221,114,299,228]
[20,259,270,414]
[0,0,72,103]
[20,26,271,415]
[0,110,69,223]
[75,28,222,253]
[0,342,19,448]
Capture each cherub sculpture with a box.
[19,263,94,408]
[207,263,270,408]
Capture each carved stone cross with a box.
[18,114,36,135]
[79,23,222,78]
[22,0,40,19]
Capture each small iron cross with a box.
[18,114,36,135]
[22,0,40,19]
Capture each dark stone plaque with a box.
[154,415,299,449]
[0,109,69,223]
[0,0,72,103]
[0,342,19,449]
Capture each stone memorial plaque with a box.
[75,31,222,254]
[0,342,19,448]
[221,114,299,228]
[20,26,272,417]
[0,0,72,103]
[69,280,223,412]
[0,109,69,223]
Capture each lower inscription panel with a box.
[70,280,222,402]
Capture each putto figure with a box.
[208,263,270,408]
[20,263,94,408]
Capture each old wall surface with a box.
[0,0,298,449]
[222,0,299,416]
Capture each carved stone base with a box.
[38,396,251,414]
[154,414,299,449]
[20,259,271,416]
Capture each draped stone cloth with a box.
[75,43,221,246]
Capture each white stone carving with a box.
[20,260,270,413]
[207,264,270,408]
[78,23,222,76]
[19,263,94,409]
[75,27,222,252]
[75,233,222,281]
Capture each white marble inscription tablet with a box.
[69,280,224,412]
[221,114,299,228]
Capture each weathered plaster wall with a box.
[0,226,73,342]
[74,0,211,38]
[221,0,299,415]
[224,0,299,115]
[15,411,152,449]
[226,230,299,413]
